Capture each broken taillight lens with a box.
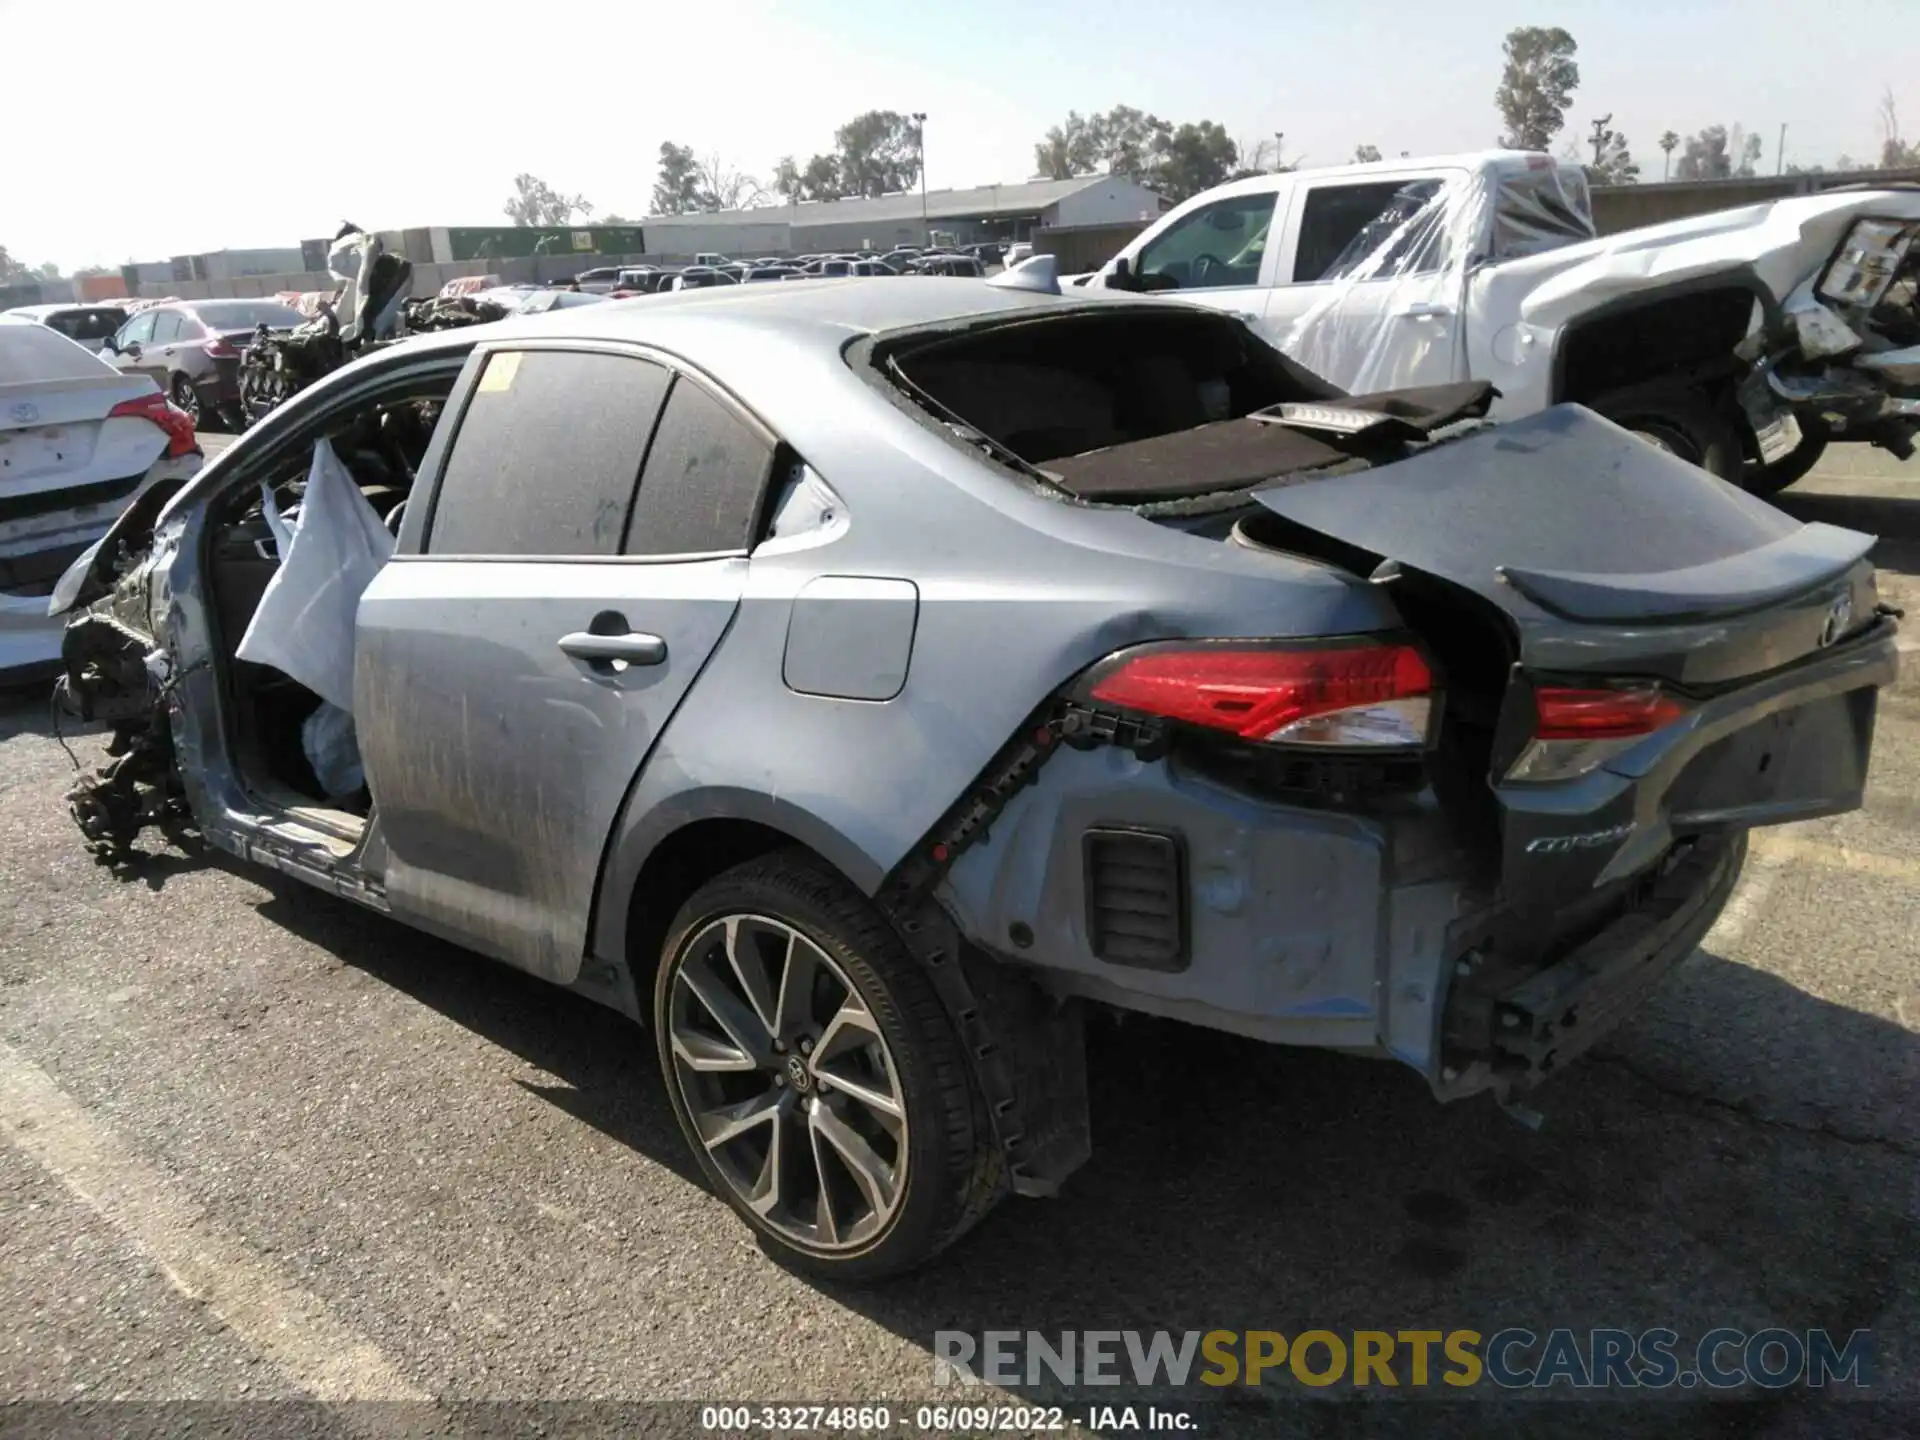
[108,391,198,458]
[1532,685,1691,740]
[1507,683,1693,782]
[1087,640,1435,748]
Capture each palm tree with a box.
[1659,130,1680,181]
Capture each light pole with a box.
[912,112,929,246]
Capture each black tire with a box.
[653,849,1001,1280]
[1590,383,1743,483]
[168,374,204,431]
[1741,417,1830,499]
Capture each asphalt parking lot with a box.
[0,441,1915,1437]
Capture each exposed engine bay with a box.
[236,224,504,424]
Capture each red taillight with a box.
[203,335,240,358]
[1088,641,1434,747]
[1532,685,1689,741]
[108,391,198,458]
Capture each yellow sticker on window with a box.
[478,351,521,393]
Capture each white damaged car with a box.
[0,319,202,680]
[1066,150,1920,493]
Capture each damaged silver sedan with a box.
[51,279,1899,1278]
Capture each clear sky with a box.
[5,0,1918,269]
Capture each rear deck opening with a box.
[874,306,1494,504]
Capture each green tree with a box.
[503,173,593,226]
[651,142,703,215]
[1879,90,1920,168]
[1583,115,1640,186]
[833,110,921,198]
[1674,125,1761,180]
[1091,105,1172,183]
[1033,111,1103,180]
[1495,26,1580,151]
[1152,121,1238,202]
[773,153,843,202]
[1658,129,1679,181]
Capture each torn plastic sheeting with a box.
[1273,163,1593,398]
[235,438,393,715]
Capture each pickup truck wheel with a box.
[1591,386,1742,482]
[654,850,997,1280]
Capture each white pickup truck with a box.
[1065,150,1920,493]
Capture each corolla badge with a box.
[1525,822,1636,855]
[1819,591,1854,648]
[8,402,37,424]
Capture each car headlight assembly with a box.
[1817,218,1919,309]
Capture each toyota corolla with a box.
[51,278,1897,1278]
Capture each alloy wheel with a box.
[666,914,908,1251]
[170,377,201,428]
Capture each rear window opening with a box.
[871,307,1490,504]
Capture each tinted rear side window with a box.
[1294,181,1416,282]
[625,377,775,556]
[429,350,671,556]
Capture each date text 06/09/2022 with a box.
[699,1403,1194,1432]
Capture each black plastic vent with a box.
[1083,827,1188,972]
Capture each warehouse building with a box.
[642,174,1167,257]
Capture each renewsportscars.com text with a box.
[934,1328,1874,1390]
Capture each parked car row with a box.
[571,248,990,295]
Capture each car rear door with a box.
[146,310,184,383]
[107,309,157,378]
[1260,170,1468,394]
[356,340,774,984]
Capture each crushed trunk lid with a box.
[1245,404,1875,685]
[1240,402,1893,925]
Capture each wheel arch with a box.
[1549,267,1779,407]
[586,786,888,1022]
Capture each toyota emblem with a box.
[1819,591,1854,648]
[7,402,37,424]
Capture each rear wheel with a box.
[1590,384,1743,483]
[168,374,203,431]
[653,850,999,1280]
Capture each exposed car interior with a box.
[879,308,1491,503]
[206,369,460,822]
